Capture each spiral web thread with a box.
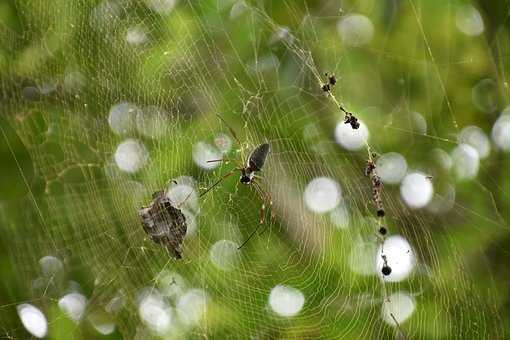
[0,0,507,338]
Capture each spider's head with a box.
[240,175,251,184]
[240,169,253,184]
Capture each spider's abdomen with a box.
[248,143,270,171]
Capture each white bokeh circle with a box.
[303,177,342,214]
[17,304,48,338]
[58,293,87,322]
[376,152,408,185]
[337,14,374,47]
[451,143,480,180]
[376,235,415,282]
[334,119,369,151]
[193,141,222,170]
[400,172,433,209]
[455,5,484,37]
[268,285,305,317]
[492,108,510,151]
[381,292,416,326]
[114,139,149,173]
[459,126,490,159]
[209,239,241,271]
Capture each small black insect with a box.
[381,265,392,276]
[379,226,387,235]
[341,106,360,130]
[202,115,273,248]
[321,73,337,92]
[381,254,392,276]
[139,187,187,259]
[364,156,376,177]
[321,73,360,130]
[328,73,337,86]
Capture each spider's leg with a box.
[161,179,179,199]
[175,189,195,209]
[253,189,273,236]
[251,180,268,225]
[253,178,274,220]
[207,158,245,173]
[216,114,242,147]
[206,158,232,163]
[253,181,275,235]
[237,180,271,249]
[216,114,249,161]
[199,168,238,198]
[237,223,263,249]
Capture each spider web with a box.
[0,0,507,338]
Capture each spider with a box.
[138,181,188,259]
[200,115,273,249]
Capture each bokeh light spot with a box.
[210,239,241,271]
[451,144,480,180]
[268,285,305,317]
[400,172,433,208]
[58,293,87,322]
[492,107,510,151]
[376,235,415,282]
[376,152,408,185]
[177,289,208,326]
[304,177,342,214]
[193,141,222,170]
[17,304,48,338]
[456,5,484,36]
[459,125,490,159]
[334,119,369,151]
[337,14,374,47]
[114,139,149,173]
[108,102,139,135]
[381,292,416,326]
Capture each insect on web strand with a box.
[2,2,502,337]
[318,63,405,334]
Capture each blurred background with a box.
[1,0,510,338]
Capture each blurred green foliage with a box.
[1,0,510,339]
